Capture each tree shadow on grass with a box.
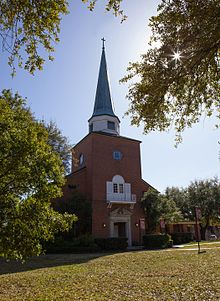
[0,252,112,275]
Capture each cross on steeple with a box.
[102,37,106,50]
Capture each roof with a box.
[90,46,117,119]
[71,131,142,150]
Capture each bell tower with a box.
[55,39,152,246]
[88,38,120,135]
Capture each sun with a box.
[172,51,182,62]
[174,52,181,60]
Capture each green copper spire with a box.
[90,39,117,119]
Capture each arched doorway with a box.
[109,208,132,246]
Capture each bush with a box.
[94,237,128,251]
[143,234,173,249]
[45,235,99,254]
[171,232,194,245]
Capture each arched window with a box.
[106,175,131,202]
[112,175,124,193]
[112,175,124,183]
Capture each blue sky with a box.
[1,0,219,192]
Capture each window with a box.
[113,151,122,160]
[113,183,123,194]
[89,123,93,133]
[119,183,124,193]
[106,175,132,202]
[79,153,84,165]
[107,121,115,130]
[113,183,118,193]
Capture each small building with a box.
[56,42,153,246]
[166,221,196,236]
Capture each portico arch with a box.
[109,208,133,246]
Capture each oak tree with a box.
[166,178,220,240]
[0,0,69,75]
[186,178,220,240]
[53,189,92,237]
[141,188,182,232]
[122,0,220,143]
[46,121,72,174]
[0,0,125,75]
[0,90,76,260]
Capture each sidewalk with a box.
[171,241,220,251]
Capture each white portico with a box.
[109,208,133,247]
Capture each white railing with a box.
[107,193,136,203]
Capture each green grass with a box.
[0,249,220,300]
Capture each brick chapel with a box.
[59,41,152,246]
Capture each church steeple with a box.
[91,38,116,118]
[88,39,120,135]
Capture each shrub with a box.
[143,234,173,249]
[94,237,128,251]
[45,235,99,254]
[171,232,194,245]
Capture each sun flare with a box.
[172,51,182,61]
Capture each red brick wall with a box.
[61,132,150,244]
[90,133,142,201]
[71,134,93,198]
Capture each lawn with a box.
[0,248,220,301]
